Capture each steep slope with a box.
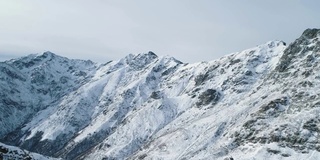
[0,28,319,160]
[124,41,287,160]
[224,28,320,159]
[0,52,96,138]
[0,142,59,160]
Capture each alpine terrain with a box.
[1,28,320,160]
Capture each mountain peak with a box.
[136,51,158,60]
[41,51,57,59]
[262,40,287,48]
[7,51,61,69]
[276,28,320,72]
[116,51,160,70]
[147,51,157,57]
[2,28,320,160]
[301,28,320,39]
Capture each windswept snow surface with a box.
[1,29,320,160]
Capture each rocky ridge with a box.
[0,29,320,159]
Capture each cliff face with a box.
[0,29,320,160]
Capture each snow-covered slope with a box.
[0,142,59,160]
[0,52,96,138]
[1,28,320,160]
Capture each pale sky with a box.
[0,0,319,63]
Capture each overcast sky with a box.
[0,0,320,63]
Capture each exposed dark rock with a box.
[257,97,288,117]
[276,43,301,72]
[22,132,72,157]
[230,59,241,65]
[303,119,320,132]
[276,29,320,73]
[267,148,281,154]
[2,98,20,107]
[62,128,113,160]
[59,76,69,84]
[194,73,209,86]
[194,65,219,86]
[147,51,157,57]
[232,97,290,148]
[302,28,320,39]
[245,70,253,76]
[161,64,180,76]
[0,146,9,154]
[298,81,313,87]
[281,153,291,157]
[0,66,26,81]
[196,89,221,107]
[224,157,234,160]
[150,91,161,99]
[31,71,46,84]
[74,71,87,77]
[138,154,148,159]
[306,54,315,63]
[128,52,158,70]
[0,144,34,160]
[301,70,312,78]
[152,65,164,72]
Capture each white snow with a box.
[2,32,320,160]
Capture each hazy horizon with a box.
[0,0,320,63]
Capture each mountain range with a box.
[1,28,320,160]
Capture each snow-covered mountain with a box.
[0,28,320,160]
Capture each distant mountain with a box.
[0,28,320,160]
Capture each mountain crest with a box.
[301,28,320,39]
[276,28,320,72]
[1,29,320,160]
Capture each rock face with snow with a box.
[0,142,59,160]
[0,28,320,159]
